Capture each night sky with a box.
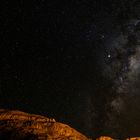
[0,0,140,139]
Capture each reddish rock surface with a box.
[0,109,89,140]
[2,109,139,140]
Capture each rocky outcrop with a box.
[0,109,89,140]
[96,136,114,140]
[1,109,139,140]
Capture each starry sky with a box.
[0,0,140,139]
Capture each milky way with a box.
[101,19,140,137]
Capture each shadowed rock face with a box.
[0,109,89,140]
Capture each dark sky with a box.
[0,0,140,138]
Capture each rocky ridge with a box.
[0,109,89,140]
[0,109,138,140]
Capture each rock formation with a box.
[0,109,89,140]
[1,109,139,140]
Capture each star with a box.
[107,54,111,58]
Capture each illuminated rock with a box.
[0,109,89,140]
[126,138,140,140]
[96,136,114,140]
